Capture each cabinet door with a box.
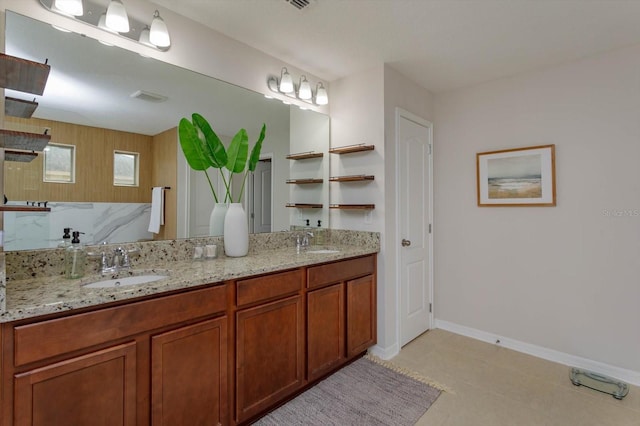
[151,317,227,426]
[236,295,304,423]
[14,342,136,426]
[307,283,345,381]
[346,274,377,358]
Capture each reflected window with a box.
[114,151,139,186]
[43,143,75,183]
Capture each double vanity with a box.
[0,230,378,425]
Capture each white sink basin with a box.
[82,274,169,288]
[306,249,340,254]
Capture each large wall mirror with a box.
[2,11,329,251]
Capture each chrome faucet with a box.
[90,243,139,274]
[301,231,314,248]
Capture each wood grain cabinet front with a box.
[307,283,345,381]
[14,342,137,426]
[235,295,304,424]
[151,317,228,426]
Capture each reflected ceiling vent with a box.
[285,0,315,11]
[130,90,168,103]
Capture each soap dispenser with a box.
[58,227,72,248]
[315,220,325,245]
[65,231,86,279]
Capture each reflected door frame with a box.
[246,153,274,234]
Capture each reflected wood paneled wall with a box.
[4,116,153,203]
[151,127,177,240]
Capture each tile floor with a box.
[391,329,640,426]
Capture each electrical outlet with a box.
[364,210,373,224]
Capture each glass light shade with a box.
[105,0,130,33]
[315,82,328,105]
[98,13,117,33]
[279,68,294,93]
[54,0,83,16]
[298,76,312,100]
[150,11,171,47]
[138,27,154,48]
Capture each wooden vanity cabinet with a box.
[307,255,377,379]
[2,285,228,426]
[234,270,304,424]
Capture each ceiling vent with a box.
[285,0,314,11]
[130,90,168,103]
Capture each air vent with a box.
[285,0,313,11]
[130,90,168,103]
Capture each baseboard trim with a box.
[369,343,399,360]
[435,319,640,387]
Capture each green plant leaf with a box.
[192,113,227,168]
[178,118,211,171]
[248,123,267,172]
[225,128,249,173]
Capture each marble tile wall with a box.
[3,202,152,250]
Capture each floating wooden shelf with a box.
[330,204,375,210]
[0,129,51,151]
[330,175,375,182]
[0,205,50,212]
[286,151,324,160]
[4,149,38,163]
[286,203,323,209]
[5,97,38,118]
[286,178,323,184]
[0,53,50,96]
[329,144,375,154]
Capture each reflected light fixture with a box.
[315,82,328,105]
[279,67,294,93]
[106,0,129,33]
[98,12,116,33]
[149,10,171,48]
[138,26,154,48]
[54,0,83,16]
[298,76,312,100]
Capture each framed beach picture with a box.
[476,144,556,206]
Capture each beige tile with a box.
[393,330,639,426]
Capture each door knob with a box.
[401,239,411,247]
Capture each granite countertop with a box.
[2,245,377,323]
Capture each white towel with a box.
[148,187,165,233]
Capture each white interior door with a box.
[397,108,433,347]
[251,159,272,233]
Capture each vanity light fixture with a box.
[106,0,130,33]
[149,10,171,48]
[54,0,83,16]
[298,76,312,100]
[279,67,294,93]
[315,82,328,105]
[39,0,172,51]
[267,69,329,106]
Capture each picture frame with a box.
[476,144,556,207]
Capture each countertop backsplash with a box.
[4,229,380,282]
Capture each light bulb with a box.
[298,76,312,100]
[54,0,83,16]
[105,0,130,33]
[98,13,117,33]
[279,68,294,93]
[315,82,328,105]
[138,27,154,48]
[150,10,171,48]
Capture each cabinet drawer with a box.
[14,285,227,367]
[236,269,302,307]
[307,255,375,289]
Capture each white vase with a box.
[223,203,249,257]
[209,203,228,236]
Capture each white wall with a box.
[434,44,640,378]
[330,64,434,356]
